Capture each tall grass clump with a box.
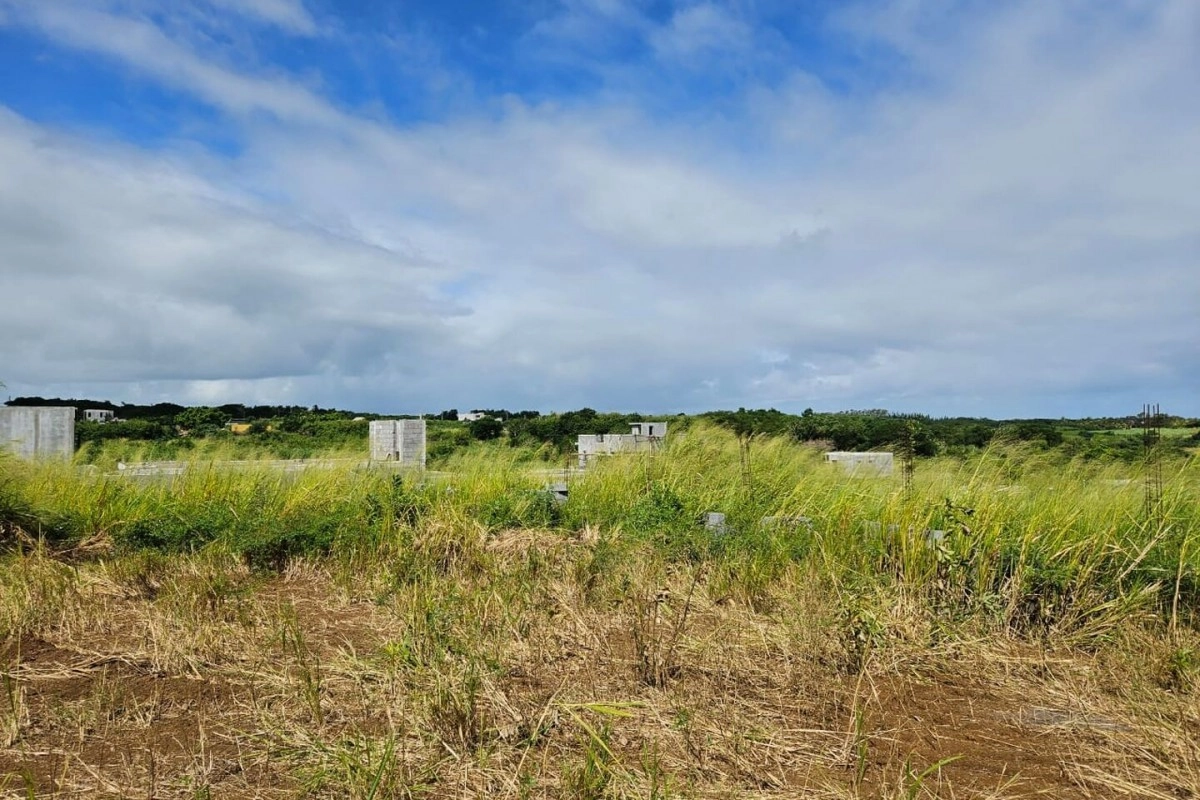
[558,424,1198,638]
[0,454,411,570]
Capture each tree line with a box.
[6,397,1197,461]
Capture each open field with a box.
[1082,428,1200,439]
[1,427,1198,798]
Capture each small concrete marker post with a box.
[704,512,728,536]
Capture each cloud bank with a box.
[0,0,1196,415]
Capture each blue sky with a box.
[0,0,1197,417]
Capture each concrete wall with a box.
[0,407,76,459]
[369,419,426,468]
[369,420,396,462]
[825,451,894,477]
[398,419,426,469]
[577,427,667,468]
[630,421,668,438]
[577,433,637,458]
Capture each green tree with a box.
[175,406,230,432]
[469,416,504,441]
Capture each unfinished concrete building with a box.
[630,421,668,438]
[825,451,894,477]
[369,419,427,468]
[0,407,76,459]
[84,409,116,423]
[577,421,668,468]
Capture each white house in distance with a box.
[84,409,116,423]
[577,421,669,468]
[459,412,488,422]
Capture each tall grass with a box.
[1,424,1197,638]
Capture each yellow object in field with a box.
[228,423,252,435]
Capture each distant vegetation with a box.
[4,396,1197,465]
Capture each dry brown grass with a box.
[0,529,1198,799]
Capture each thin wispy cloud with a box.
[0,0,1196,416]
[203,0,319,36]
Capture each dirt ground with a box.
[1,555,1197,799]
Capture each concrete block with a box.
[704,512,728,535]
[0,407,75,459]
[369,419,426,468]
[369,420,395,462]
[398,419,426,469]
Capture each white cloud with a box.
[649,3,755,61]
[527,0,649,47]
[0,0,1197,415]
[0,111,457,388]
[2,1,339,123]
[202,0,317,36]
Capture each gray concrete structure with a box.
[369,419,427,468]
[84,409,116,423]
[577,422,668,468]
[0,406,76,459]
[544,482,569,505]
[824,451,894,477]
[630,421,668,438]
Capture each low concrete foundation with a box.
[577,422,669,468]
[825,451,894,477]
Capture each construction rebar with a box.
[898,420,917,499]
[1141,403,1163,525]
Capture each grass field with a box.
[1,426,1198,798]
[1084,427,1200,439]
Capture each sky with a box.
[0,0,1197,418]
